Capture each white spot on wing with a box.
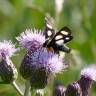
[56,40,64,45]
[61,31,68,35]
[65,37,70,40]
[47,23,52,29]
[47,30,52,36]
[55,35,63,40]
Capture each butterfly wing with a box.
[48,27,73,53]
[50,26,73,46]
[44,17,55,39]
[43,18,55,47]
[54,27,73,44]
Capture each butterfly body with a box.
[43,18,73,53]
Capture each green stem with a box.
[24,80,31,96]
[12,81,24,96]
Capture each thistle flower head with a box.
[29,48,64,74]
[16,29,45,51]
[0,40,18,59]
[35,49,64,73]
[0,40,18,83]
[81,65,96,81]
[30,48,66,88]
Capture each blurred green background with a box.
[0,0,96,96]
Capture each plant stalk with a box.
[12,81,24,96]
[24,80,31,96]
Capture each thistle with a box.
[16,29,45,51]
[0,40,18,83]
[30,48,65,89]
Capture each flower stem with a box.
[12,81,24,96]
[24,80,31,96]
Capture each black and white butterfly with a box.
[43,18,73,53]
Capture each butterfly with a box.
[43,18,73,53]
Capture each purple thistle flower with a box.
[16,29,45,51]
[80,65,96,81]
[30,49,65,88]
[0,40,18,58]
[0,40,18,83]
[17,29,66,88]
[78,65,96,96]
